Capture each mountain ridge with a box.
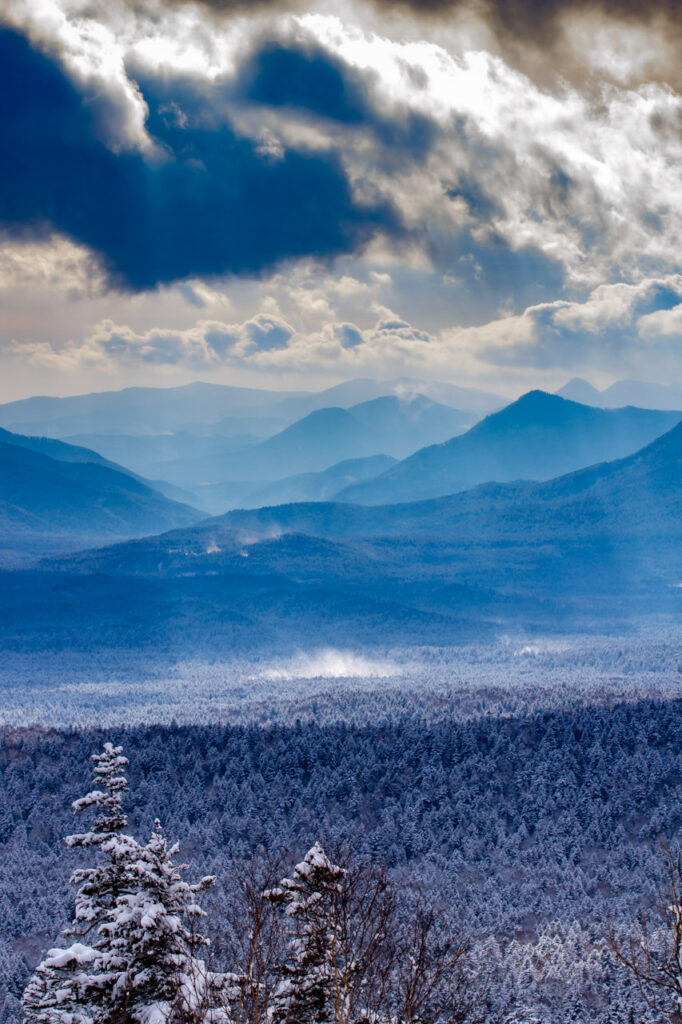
[335,390,682,505]
[0,429,204,562]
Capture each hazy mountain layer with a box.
[272,377,502,420]
[220,394,471,481]
[0,382,307,438]
[337,391,682,504]
[0,431,203,562]
[241,454,396,509]
[27,419,682,647]
[0,378,498,440]
[557,378,682,411]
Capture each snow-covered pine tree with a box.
[22,744,223,1024]
[102,819,219,1023]
[265,843,347,1024]
[23,742,136,1024]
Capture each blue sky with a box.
[1,0,681,400]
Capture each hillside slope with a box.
[336,391,682,504]
[0,435,203,561]
[39,420,682,641]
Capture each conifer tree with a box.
[265,843,347,1024]
[22,744,222,1024]
[23,742,135,1023]
[102,820,217,1023]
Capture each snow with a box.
[45,944,97,969]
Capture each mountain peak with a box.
[556,378,603,404]
[488,389,570,425]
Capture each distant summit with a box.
[556,378,603,404]
[337,390,682,505]
[556,378,682,411]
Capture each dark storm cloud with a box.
[384,0,682,41]
[149,0,682,45]
[0,27,400,292]
[236,40,438,162]
[240,41,371,123]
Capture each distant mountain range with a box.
[33,417,682,650]
[557,377,682,411]
[241,455,396,508]
[64,414,682,569]
[273,377,502,421]
[58,393,474,507]
[6,381,682,650]
[0,382,306,438]
[0,428,202,563]
[0,377,501,439]
[336,390,682,504]
[214,394,472,483]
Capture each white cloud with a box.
[638,305,682,341]
[10,3,682,292]
[553,276,682,333]
[4,0,153,152]
[0,234,105,297]
[8,313,297,371]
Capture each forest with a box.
[4,692,682,1022]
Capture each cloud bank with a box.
[0,26,399,291]
[1,0,681,395]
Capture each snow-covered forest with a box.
[3,632,682,729]
[4,692,682,1022]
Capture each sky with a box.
[0,0,681,401]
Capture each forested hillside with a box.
[3,696,682,1021]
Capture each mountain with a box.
[0,382,308,438]
[600,380,682,411]
[271,377,502,421]
[220,407,376,480]
[0,383,480,511]
[0,425,201,506]
[349,394,471,452]
[211,394,471,484]
[0,378,498,442]
[67,417,682,563]
[557,378,682,411]
[555,378,604,404]
[241,455,396,508]
[62,431,261,497]
[37,420,682,649]
[0,426,128,471]
[336,390,682,505]
[0,430,203,563]
[60,396,466,510]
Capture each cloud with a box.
[236,38,438,161]
[638,305,682,341]
[291,16,682,290]
[0,26,400,291]
[2,3,682,396]
[9,273,682,388]
[142,0,681,48]
[471,275,682,370]
[240,39,372,123]
[0,235,105,298]
[87,313,297,366]
[5,314,294,372]
[378,0,682,44]
[3,12,681,303]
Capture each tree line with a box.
[23,745,476,1024]
[5,700,682,1023]
[21,742,682,1024]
